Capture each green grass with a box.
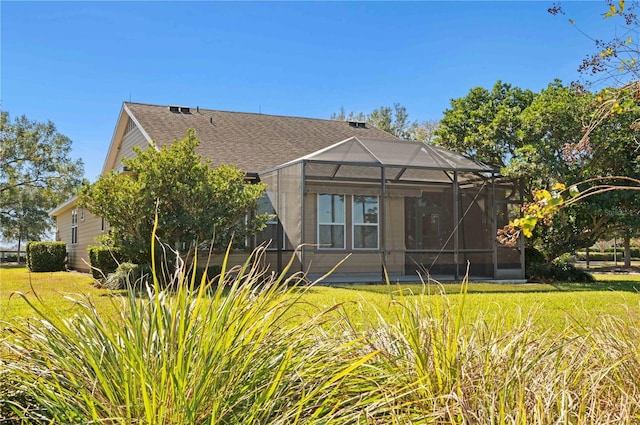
[2,261,640,423]
[0,265,121,322]
[3,265,640,332]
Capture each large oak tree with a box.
[0,112,84,255]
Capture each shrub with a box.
[88,245,125,280]
[524,246,546,279]
[103,262,150,290]
[576,252,640,262]
[186,264,223,286]
[3,246,376,424]
[603,247,640,257]
[526,247,594,282]
[25,241,66,272]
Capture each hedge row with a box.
[88,245,125,279]
[26,242,66,272]
[598,247,640,257]
[576,252,640,262]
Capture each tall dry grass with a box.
[342,277,640,423]
[2,244,640,423]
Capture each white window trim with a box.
[71,209,78,245]
[352,195,379,250]
[317,193,346,250]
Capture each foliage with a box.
[331,103,439,142]
[499,178,640,256]
[553,258,596,282]
[87,245,125,280]
[1,244,381,424]
[4,248,640,423]
[25,241,66,272]
[443,79,640,259]
[576,251,640,261]
[103,262,149,290]
[78,130,269,264]
[435,80,535,167]
[526,257,596,283]
[0,112,84,244]
[549,1,640,152]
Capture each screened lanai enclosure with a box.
[257,137,524,282]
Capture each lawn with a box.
[3,264,639,333]
[2,264,640,423]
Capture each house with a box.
[51,102,524,282]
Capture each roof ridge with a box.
[124,101,387,127]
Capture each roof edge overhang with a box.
[49,195,79,217]
[101,102,153,177]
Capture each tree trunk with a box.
[624,235,631,268]
[17,237,22,265]
[585,246,590,269]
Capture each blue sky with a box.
[1,1,619,180]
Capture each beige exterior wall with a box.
[56,206,107,272]
[301,183,406,275]
[54,119,147,272]
[113,122,148,170]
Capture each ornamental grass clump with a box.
[2,241,381,424]
[342,274,640,423]
[3,236,640,423]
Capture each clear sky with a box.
[1,1,620,181]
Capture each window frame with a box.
[317,193,346,250]
[71,209,78,245]
[352,195,379,250]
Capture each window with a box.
[352,196,379,249]
[71,209,78,245]
[318,194,345,249]
[254,195,283,249]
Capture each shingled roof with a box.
[124,102,399,173]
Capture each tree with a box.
[78,130,269,264]
[331,103,438,142]
[437,79,640,260]
[549,1,640,147]
[0,112,84,257]
[435,81,535,167]
[585,93,640,264]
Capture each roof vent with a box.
[169,105,180,113]
[180,107,190,114]
[348,121,366,128]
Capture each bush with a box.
[25,242,66,272]
[576,252,640,262]
[103,262,150,290]
[525,247,594,282]
[187,264,223,286]
[528,259,595,283]
[524,246,546,280]
[88,245,125,280]
[603,247,640,257]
